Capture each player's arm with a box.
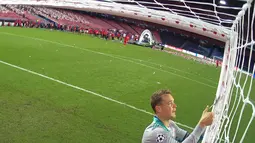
[170,122,190,142]
[144,125,204,143]
[171,106,213,143]
[171,121,204,142]
[167,123,205,143]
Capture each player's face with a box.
[160,94,177,120]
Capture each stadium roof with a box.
[90,0,249,28]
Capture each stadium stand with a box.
[0,5,24,20]
[0,4,229,65]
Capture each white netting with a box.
[110,0,255,142]
[202,0,255,142]
[112,0,242,28]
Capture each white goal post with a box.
[202,1,255,142]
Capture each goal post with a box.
[202,33,238,143]
[202,1,255,142]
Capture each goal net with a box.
[107,0,255,142]
[202,1,255,142]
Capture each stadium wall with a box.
[0,22,14,26]
[165,44,255,78]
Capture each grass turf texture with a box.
[0,27,254,143]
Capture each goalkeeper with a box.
[142,89,214,143]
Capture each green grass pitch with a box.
[0,27,254,143]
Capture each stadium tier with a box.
[0,5,229,60]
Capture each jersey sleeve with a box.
[142,128,181,143]
[170,122,190,142]
[182,125,205,143]
[142,124,205,143]
[171,122,206,143]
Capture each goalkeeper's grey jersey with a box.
[142,116,205,143]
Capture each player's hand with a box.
[199,106,214,128]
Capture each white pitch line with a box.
[0,32,217,89]
[0,59,194,130]
[112,54,218,85]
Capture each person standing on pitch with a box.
[142,89,214,143]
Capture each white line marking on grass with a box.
[0,32,217,89]
[107,55,217,89]
[112,54,218,85]
[0,59,193,130]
